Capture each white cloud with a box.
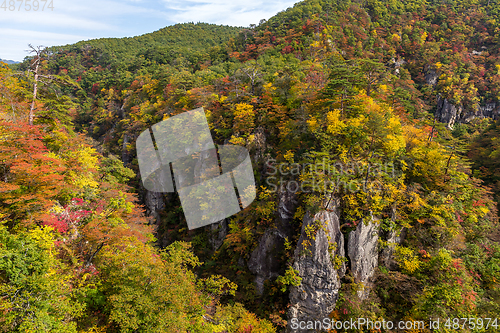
[0,28,88,40]
[0,28,90,60]
[0,0,301,61]
[0,12,113,31]
[0,0,160,32]
[162,0,298,26]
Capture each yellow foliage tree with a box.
[232,102,255,134]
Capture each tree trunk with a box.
[28,48,41,126]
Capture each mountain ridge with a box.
[0,58,20,64]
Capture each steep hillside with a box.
[2,0,500,332]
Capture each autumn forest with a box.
[1,0,500,332]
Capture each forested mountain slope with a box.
[2,0,500,332]
[0,59,19,65]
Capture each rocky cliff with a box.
[286,202,408,332]
[425,64,500,129]
[288,205,344,332]
[347,213,379,299]
[435,97,500,129]
[248,186,297,294]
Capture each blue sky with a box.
[0,0,300,62]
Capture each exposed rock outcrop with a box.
[288,202,344,331]
[435,97,500,128]
[476,102,500,120]
[435,96,463,129]
[248,186,297,294]
[380,227,407,271]
[379,207,405,271]
[252,126,268,162]
[144,190,165,224]
[277,184,298,224]
[393,57,406,75]
[248,228,288,294]
[208,219,228,251]
[425,67,438,86]
[423,64,500,126]
[347,213,379,299]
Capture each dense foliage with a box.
[0,65,274,332]
[2,0,500,331]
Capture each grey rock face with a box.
[391,57,406,75]
[208,219,228,251]
[425,68,438,86]
[477,102,500,120]
[248,186,297,294]
[435,97,500,127]
[278,184,298,223]
[471,46,487,56]
[288,207,344,332]
[253,126,268,162]
[394,57,406,68]
[248,228,288,294]
[379,207,405,271]
[435,96,463,129]
[144,190,165,224]
[347,213,379,299]
[380,228,406,271]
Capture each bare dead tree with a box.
[26,44,46,125]
[239,62,262,95]
[25,44,75,125]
